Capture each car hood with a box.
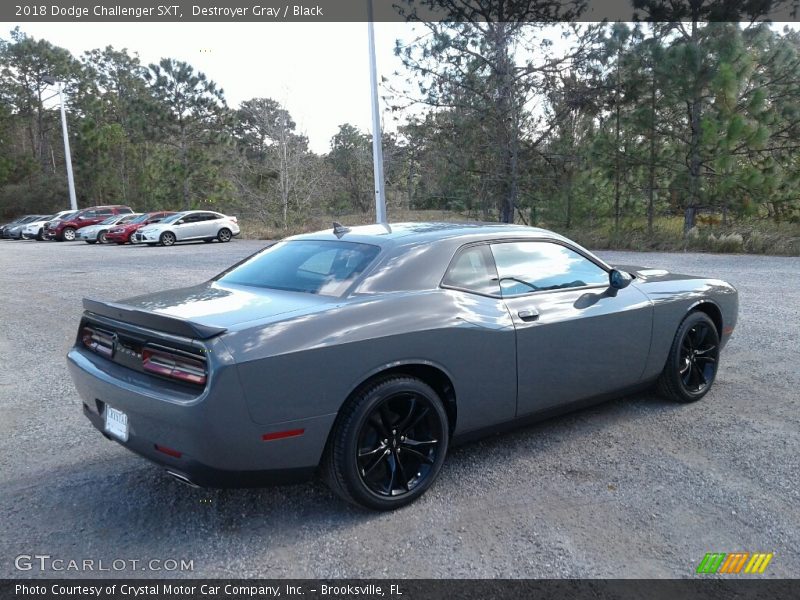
[117,281,332,330]
[615,264,704,283]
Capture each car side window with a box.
[442,245,501,296]
[490,241,608,297]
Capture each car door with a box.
[195,212,220,238]
[489,240,653,417]
[172,214,201,240]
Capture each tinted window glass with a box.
[442,245,500,296]
[219,240,381,297]
[97,208,113,216]
[161,213,185,224]
[490,241,607,296]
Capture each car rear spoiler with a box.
[82,298,227,340]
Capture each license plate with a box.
[104,406,129,442]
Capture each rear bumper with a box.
[67,346,334,487]
[81,404,315,487]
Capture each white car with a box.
[22,210,72,240]
[135,210,240,246]
[77,213,141,244]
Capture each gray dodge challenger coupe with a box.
[68,222,738,510]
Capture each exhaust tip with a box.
[166,470,200,488]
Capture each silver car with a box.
[67,223,738,510]
[135,210,240,246]
[77,213,141,244]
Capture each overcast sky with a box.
[6,22,418,153]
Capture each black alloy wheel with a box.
[658,311,720,403]
[323,376,449,510]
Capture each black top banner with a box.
[2,0,800,23]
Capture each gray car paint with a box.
[67,222,738,480]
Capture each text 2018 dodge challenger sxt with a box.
[68,222,738,510]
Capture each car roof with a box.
[288,221,568,249]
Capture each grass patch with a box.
[238,210,800,256]
[559,217,800,256]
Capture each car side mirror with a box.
[609,269,633,290]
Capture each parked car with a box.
[78,213,141,244]
[21,211,73,241]
[67,222,738,510]
[135,210,239,246]
[106,211,175,245]
[1,215,43,239]
[44,205,133,241]
[6,215,50,239]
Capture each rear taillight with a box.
[142,346,207,385]
[230,216,238,223]
[81,326,114,358]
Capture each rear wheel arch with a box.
[334,363,458,440]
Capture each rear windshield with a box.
[218,240,381,297]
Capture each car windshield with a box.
[159,213,186,224]
[218,240,381,297]
[99,215,121,225]
[130,213,154,224]
[57,212,78,221]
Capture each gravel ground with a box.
[0,238,797,579]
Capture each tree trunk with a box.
[614,46,622,232]
[684,19,702,235]
[647,50,657,236]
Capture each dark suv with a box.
[44,205,133,241]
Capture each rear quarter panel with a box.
[221,290,518,436]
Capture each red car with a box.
[105,211,176,245]
[44,205,133,241]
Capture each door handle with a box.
[518,309,539,322]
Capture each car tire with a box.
[657,311,720,403]
[159,231,176,247]
[36,229,44,241]
[322,375,449,511]
[217,228,232,243]
[62,227,76,241]
[98,231,108,244]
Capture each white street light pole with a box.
[44,77,78,211]
[57,82,78,211]
[367,0,387,224]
